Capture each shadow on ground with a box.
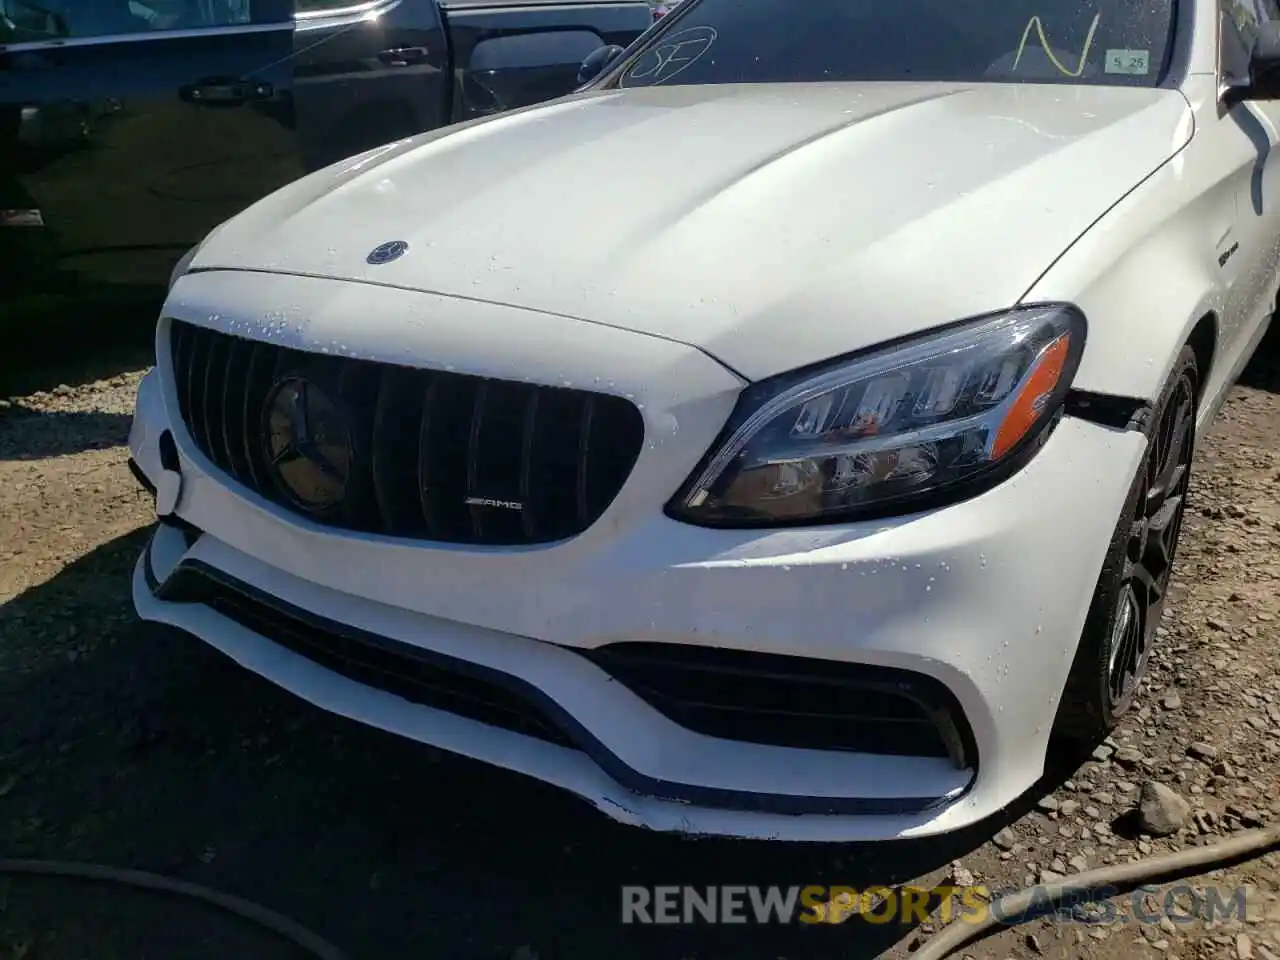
[1239,318,1280,393]
[0,528,1088,960]
[0,408,133,461]
[0,287,159,399]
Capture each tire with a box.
[1054,345,1199,746]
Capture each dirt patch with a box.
[1,336,1279,960]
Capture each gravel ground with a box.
[2,330,1280,960]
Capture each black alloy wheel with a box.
[1055,346,1199,745]
[1106,359,1196,709]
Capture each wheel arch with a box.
[1185,310,1217,402]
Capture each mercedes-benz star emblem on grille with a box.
[263,377,353,513]
[366,240,408,265]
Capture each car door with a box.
[1216,0,1280,364]
[0,0,303,310]
[292,0,450,172]
[441,0,653,122]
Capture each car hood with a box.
[190,82,1192,381]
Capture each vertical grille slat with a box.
[220,338,255,484]
[418,374,476,541]
[518,392,539,540]
[179,323,199,436]
[202,333,230,473]
[576,397,596,528]
[371,367,428,536]
[370,370,395,533]
[466,382,489,540]
[184,325,209,452]
[167,319,644,546]
[241,340,276,493]
[416,375,443,538]
[334,360,381,530]
[170,322,193,428]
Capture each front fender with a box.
[1023,107,1228,407]
[1032,214,1224,403]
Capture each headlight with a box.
[667,304,1086,527]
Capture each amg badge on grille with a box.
[465,497,524,511]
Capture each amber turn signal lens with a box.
[991,333,1072,460]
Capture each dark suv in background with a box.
[0,0,654,331]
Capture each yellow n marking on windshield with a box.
[1013,12,1102,77]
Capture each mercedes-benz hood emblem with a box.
[366,240,409,265]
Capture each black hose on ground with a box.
[0,858,352,960]
[8,827,1278,960]
[913,824,1280,960]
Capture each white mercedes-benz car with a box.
[129,0,1280,841]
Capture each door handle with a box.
[179,78,274,106]
[377,46,428,66]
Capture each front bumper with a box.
[128,272,1147,841]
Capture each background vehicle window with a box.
[0,0,251,40]
[612,0,1176,88]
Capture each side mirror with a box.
[1241,22,1280,100]
[577,44,625,87]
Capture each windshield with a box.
[613,0,1176,89]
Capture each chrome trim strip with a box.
[0,21,292,54]
[295,0,396,22]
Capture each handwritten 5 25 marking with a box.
[623,26,718,86]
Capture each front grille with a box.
[167,319,645,545]
[160,564,577,750]
[580,643,977,769]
